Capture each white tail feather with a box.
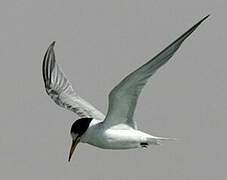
[148,136,177,145]
[155,136,178,141]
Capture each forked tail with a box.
[148,136,177,145]
[156,136,177,141]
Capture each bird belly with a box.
[82,127,151,149]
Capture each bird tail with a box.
[155,136,177,141]
[148,136,177,145]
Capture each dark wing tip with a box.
[169,15,210,48]
[50,41,56,47]
[196,14,210,26]
[42,41,56,89]
[186,14,210,35]
[206,14,211,18]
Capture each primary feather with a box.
[103,15,209,129]
[42,42,105,120]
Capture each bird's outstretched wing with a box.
[103,15,209,129]
[42,42,105,120]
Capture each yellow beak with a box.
[68,138,80,162]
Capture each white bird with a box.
[42,15,209,162]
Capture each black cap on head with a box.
[68,118,93,162]
[70,118,93,136]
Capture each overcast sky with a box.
[0,0,226,179]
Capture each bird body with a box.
[42,15,209,161]
[79,118,160,149]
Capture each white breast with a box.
[81,120,152,149]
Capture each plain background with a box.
[0,0,226,179]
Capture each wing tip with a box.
[42,41,56,86]
[49,41,56,49]
[187,14,210,34]
[197,14,210,26]
[170,14,210,46]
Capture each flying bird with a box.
[42,15,209,162]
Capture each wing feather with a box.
[104,15,209,128]
[42,42,105,120]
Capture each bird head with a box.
[68,118,93,162]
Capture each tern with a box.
[42,15,209,162]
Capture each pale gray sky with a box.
[0,0,226,179]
